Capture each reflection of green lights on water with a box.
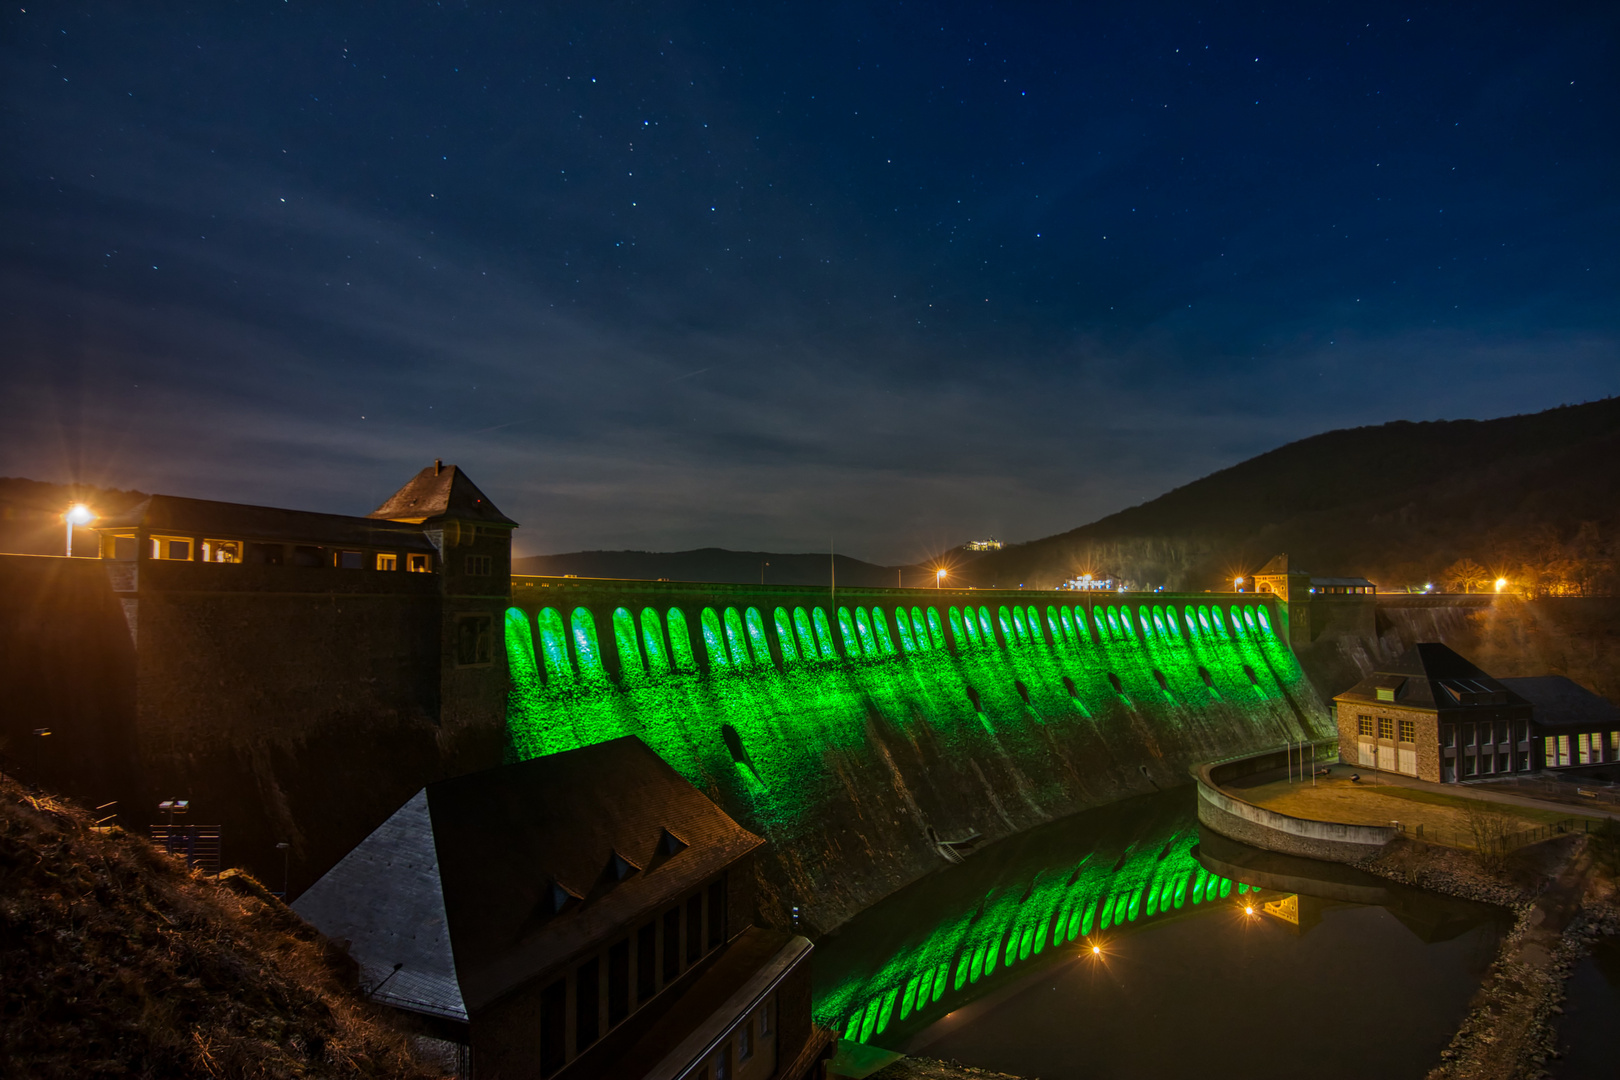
[815,815,1255,1044]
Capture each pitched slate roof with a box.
[368,463,517,526]
[292,789,466,1020]
[1334,643,1530,712]
[294,737,763,1018]
[94,494,434,551]
[1498,676,1620,730]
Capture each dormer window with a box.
[605,850,641,882]
[657,828,689,858]
[1376,687,1395,702]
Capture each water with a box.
[813,788,1508,1080]
[1555,937,1620,1078]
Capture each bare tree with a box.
[1463,801,1517,873]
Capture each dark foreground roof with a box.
[1335,643,1530,712]
[369,463,517,526]
[295,737,763,1017]
[1499,676,1620,730]
[94,494,433,551]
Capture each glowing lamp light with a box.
[1091,945,1101,955]
[1494,577,1507,593]
[64,504,95,557]
[1245,905,1255,915]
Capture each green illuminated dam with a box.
[504,579,1329,929]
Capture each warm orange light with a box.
[1091,945,1101,954]
[936,568,947,577]
[1494,577,1507,592]
[66,504,94,525]
[1245,905,1255,915]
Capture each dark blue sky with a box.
[4,2,1616,561]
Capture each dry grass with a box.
[0,774,445,1080]
[1237,776,1588,849]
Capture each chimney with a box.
[434,459,443,476]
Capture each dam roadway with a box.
[502,577,1331,932]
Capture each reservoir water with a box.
[812,788,1508,1080]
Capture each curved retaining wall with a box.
[503,578,1332,931]
[1193,742,1396,863]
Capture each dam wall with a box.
[503,578,1332,932]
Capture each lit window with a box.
[201,539,240,563]
[150,535,193,561]
[1358,715,1373,737]
[104,533,138,560]
[407,553,432,573]
[337,550,365,570]
[1398,719,1415,743]
[376,553,397,571]
[1377,717,1394,741]
[1578,733,1591,765]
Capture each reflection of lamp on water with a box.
[65,504,94,557]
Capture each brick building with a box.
[1334,643,1620,782]
[69,461,518,890]
[293,737,823,1080]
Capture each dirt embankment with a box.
[1356,830,1620,1080]
[0,773,442,1080]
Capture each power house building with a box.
[1334,643,1620,782]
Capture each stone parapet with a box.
[1192,743,1395,864]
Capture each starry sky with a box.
[4,2,1617,562]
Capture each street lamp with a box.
[1233,576,1244,592]
[65,504,94,557]
[1494,577,1508,593]
[935,568,946,589]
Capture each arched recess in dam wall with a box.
[504,578,1330,932]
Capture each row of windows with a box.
[510,599,1278,686]
[109,533,437,572]
[1546,731,1620,768]
[1355,715,1416,743]
[1443,721,1530,748]
[537,878,728,1077]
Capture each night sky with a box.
[4,3,1617,562]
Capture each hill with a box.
[0,774,442,1079]
[952,398,1620,594]
[513,547,916,587]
